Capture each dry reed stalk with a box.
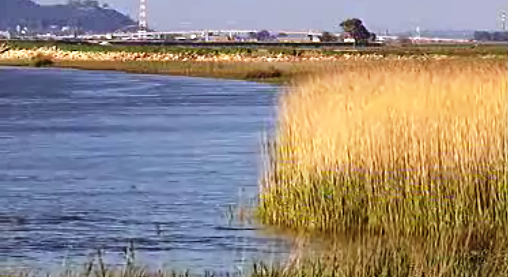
[259,59,508,236]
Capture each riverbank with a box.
[0,46,505,84]
[0,59,291,84]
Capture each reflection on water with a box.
[0,67,290,273]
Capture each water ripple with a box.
[0,67,287,272]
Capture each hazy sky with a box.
[35,0,507,32]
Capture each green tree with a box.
[339,18,376,44]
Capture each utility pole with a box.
[139,0,148,33]
[501,11,507,31]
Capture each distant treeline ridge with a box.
[474,31,508,41]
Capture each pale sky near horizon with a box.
[35,0,507,33]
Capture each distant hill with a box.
[0,0,136,34]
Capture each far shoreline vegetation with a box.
[0,18,506,84]
[0,40,506,85]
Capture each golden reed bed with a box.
[0,47,502,63]
[259,59,508,236]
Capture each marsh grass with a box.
[251,233,508,277]
[258,59,508,236]
[254,59,508,275]
[28,60,295,84]
[245,66,283,80]
[30,53,54,67]
[0,246,220,277]
[1,47,505,84]
[0,59,359,84]
[4,41,508,57]
[4,232,508,277]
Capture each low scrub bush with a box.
[245,66,284,79]
[31,53,54,67]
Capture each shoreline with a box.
[1,46,505,85]
[0,60,289,85]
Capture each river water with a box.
[0,67,291,274]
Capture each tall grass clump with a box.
[252,230,508,277]
[258,59,508,237]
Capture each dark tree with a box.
[369,32,377,42]
[491,31,508,41]
[68,0,100,7]
[83,0,100,7]
[67,0,80,6]
[339,18,375,43]
[319,31,338,42]
[474,31,508,41]
[256,30,271,41]
[473,31,492,41]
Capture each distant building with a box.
[0,30,11,39]
[311,35,321,42]
[410,37,473,43]
[277,33,316,43]
[341,33,355,43]
[376,35,399,42]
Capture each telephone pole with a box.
[501,11,507,31]
[139,0,148,33]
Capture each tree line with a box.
[248,18,377,43]
[474,31,508,42]
[67,0,109,8]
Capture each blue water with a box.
[0,67,290,274]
